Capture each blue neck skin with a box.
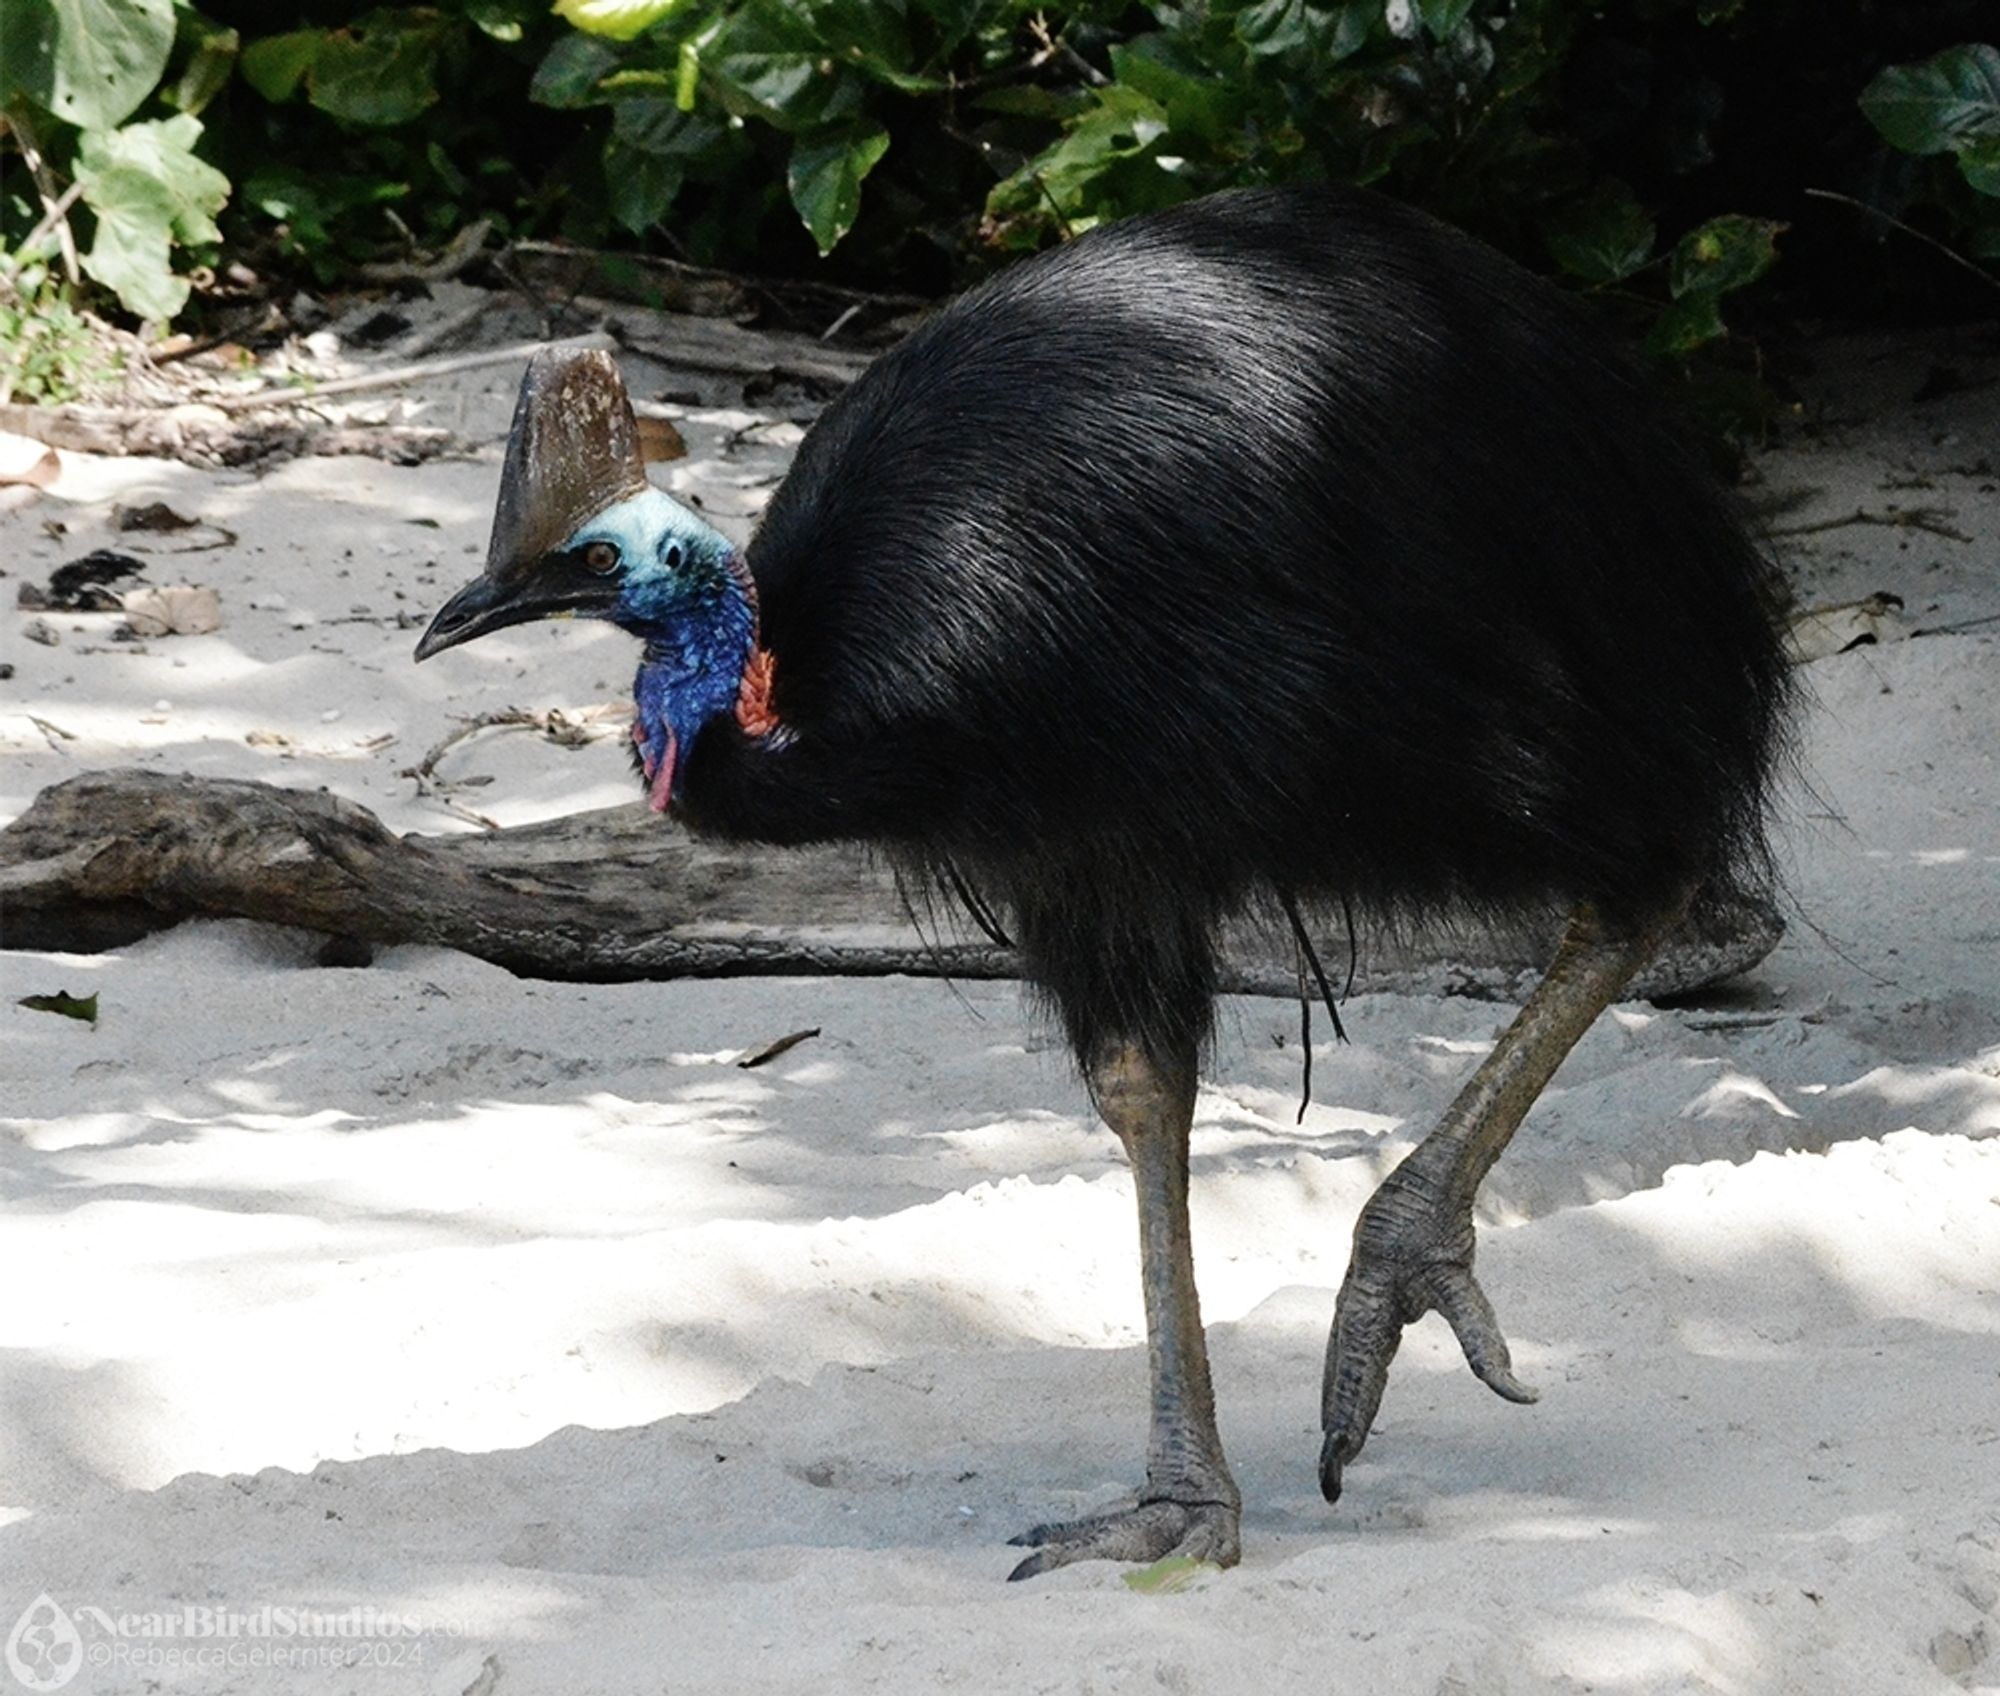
[563,489,755,811]
[629,574,755,809]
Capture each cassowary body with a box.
[418,187,1791,1579]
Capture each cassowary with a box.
[416,187,1791,1580]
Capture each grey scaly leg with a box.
[1320,905,1663,1502]
[1008,1041,1242,1579]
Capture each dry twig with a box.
[1804,189,2000,299]
[1768,506,1974,544]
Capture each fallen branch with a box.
[506,241,926,329]
[0,401,454,468]
[357,219,494,286]
[0,770,1782,1001]
[607,314,873,390]
[209,332,617,412]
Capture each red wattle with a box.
[648,730,678,813]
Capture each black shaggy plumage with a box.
[677,187,1791,1064]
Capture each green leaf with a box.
[910,0,993,56]
[605,138,685,233]
[1416,0,1476,40]
[1122,1555,1216,1594]
[467,0,535,42]
[1958,134,2000,197]
[426,140,470,197]
[18,990,98,1025]
[991,82,1173,223]
[973,84,1090,121]
[76,113,230,321]
[166,12,239,116]
[242,163,407,255]
[611,95,727,155]
[1667,214,1783,300]
[1325,2,1376,62]
[1645,291,1727,361]
[1234,0,1371,63]
[0,0,175,129]
[1542,183,1655,285]
[1860,44,2000,158]
[554,0,688,41]
[306,15,448,127]
[1111,37,1241,150]
[787,118,889,253]
[530,32,622,107]
[239,31,322,103]
[1235,0,1312,58]
[707,0,864,131]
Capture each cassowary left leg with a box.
[1319,904,1664,1503]
[1008,1040,1241,1580]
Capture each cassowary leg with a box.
[1319,904,1662,1504]
[1008,1041,1241,1580]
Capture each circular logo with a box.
[5,1595,81,1692]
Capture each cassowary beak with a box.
[413,572,591,660]
[414,344,649,663]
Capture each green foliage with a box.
[557,0,692,42]
[789,119,892,253]
[246,11,452,128]
[75,114,230,320]
[1860,43,2000,259]
[2,0,225,319]
[1542,185,1657,287]
[0,0,1993,362]
[1648,214,1784,360]
[0,267,122,403]
[1860,43,2000,169]
[0,0,176,130]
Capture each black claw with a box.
[1007,1551,1052,1582]
[1318,1432,1345,1503]
[1005,1528,1042,1548]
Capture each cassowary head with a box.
[416,348,762,810]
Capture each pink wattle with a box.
[648,729,678,813]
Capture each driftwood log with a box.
[0,769,1781,1002]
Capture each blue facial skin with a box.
[562,489,754,807]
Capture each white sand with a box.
[3,321,1998,1694]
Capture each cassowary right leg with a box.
[1319,904,1665,1502]
[1007,1039,1241,1580]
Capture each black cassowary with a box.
[416,187,1791,1580]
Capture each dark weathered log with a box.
[0,401,455,468]
[0,769,1781,1000]
[0,769,986,980]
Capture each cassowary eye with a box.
[582,541,620,575]
[664,543,684,569]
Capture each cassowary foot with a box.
[1006,1495,1240,1581]
[1319,1153,1537,1504]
